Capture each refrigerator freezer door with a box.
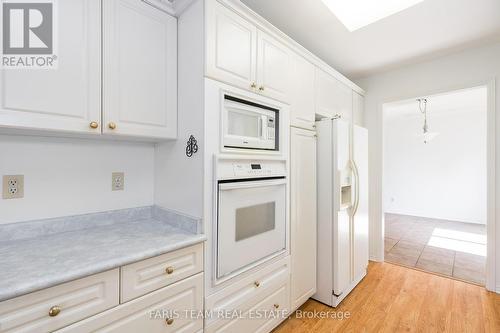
[333,120,352,296]
[352,125,369,280]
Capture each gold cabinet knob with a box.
[259,86,265,91]
[89,121,99,129]
[166,318,174,325]
[48,305,61,317]
[273,304,280,309]
[254,281,260,288]
[250,82,257,89]
[108,122,116,130]
[165,266,174,275]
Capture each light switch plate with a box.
[3,175,24,199]
[112,172,124,191]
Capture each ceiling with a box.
[241,0,500,79]
[384,86,487,120]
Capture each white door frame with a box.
[376,79,496,292]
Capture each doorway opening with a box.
[382,86,487,285]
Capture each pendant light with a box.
[417,98,439,144]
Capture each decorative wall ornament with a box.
[186,135,199,157]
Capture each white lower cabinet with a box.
[56,273,203,333]
[290,127,317,311]
[0,269,119,333]
[120,243,203,303]
[205,257,290,333]
[0,245,205,333]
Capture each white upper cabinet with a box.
[315,68,352,122]
[256,31,291,102]
[206,1,291,103]
[0,0,101,134]
[290,55,315,129]
[353,91,365,127]
[206,1,257,91]
[103,0,177,139]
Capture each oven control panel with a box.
[232,163,274,177]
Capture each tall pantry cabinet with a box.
[289,54,317,311]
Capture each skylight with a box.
[321,0,425,32]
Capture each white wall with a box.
[0,135,155,224]
[355,41,500,291]
[154,0,205,219]
[383,101,487,224]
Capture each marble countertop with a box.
[0,206,205,302]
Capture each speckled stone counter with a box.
[0,206,205,302]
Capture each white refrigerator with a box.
[313,118,369,307]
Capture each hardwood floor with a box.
[273,262,500,332]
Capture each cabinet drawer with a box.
[120,243,203,302]
[57,273,203,333]
[0,269,119,333]
[206,279,289,333]
[205,256,290,327]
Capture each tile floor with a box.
[384,213,486,285]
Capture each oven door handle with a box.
[219,178,286,191]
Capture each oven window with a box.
[235,202,275,241]
[228,111,260,138]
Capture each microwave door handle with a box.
[258,116,263,139]
[260,116,267,140]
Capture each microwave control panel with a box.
[232,163,274,177]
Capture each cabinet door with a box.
[256,31,291,103]
[0,0,101,134]
[206,1,257,91]
[290,127,317,311]
[353,91,365,127]
[56,273,203,333]
[290,55,315,129]
[103,0,177,139]
[315,69,352,122]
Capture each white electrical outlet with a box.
[112,172,125,191]
[3,175,24,199]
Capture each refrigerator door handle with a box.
[351,159,360,216]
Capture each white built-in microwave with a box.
[223,95,279,151]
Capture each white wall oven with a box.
[222,95,279,151]
[216,158,287,280]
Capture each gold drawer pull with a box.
[254,281,260,288]
[250,82,257,89]
[165,266,174,275]
[259,86,265,91]
[89,121,99,129]
[166,318,174,325]
[274,304,280,309]
[48,305,61,317]
[108,122,117,130]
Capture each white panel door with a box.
[353,91,365,127]
[0,0,101,134]
[56,273,203,333]
[290,127,317,311]
[206,1,257,91]
[333,120,351,296]
[290,55,315,130]
[352,125,369,279]
[103,0,177,139]
[256,31,291,102]
[315,69,352,122]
